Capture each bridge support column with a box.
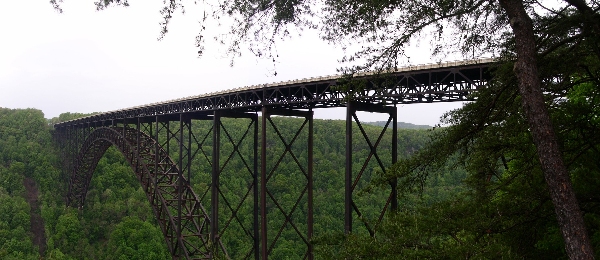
[153,113,221,258]
[211,112,220,248]
[260,107,314,260]
[61,125,77,204]
[211,111,259,259]
[345,101,398,235]
[65,123,96,207]
[178,114,187,257]
[155,118,180,254]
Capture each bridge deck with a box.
[54,58,493,128]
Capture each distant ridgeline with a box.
[365,121,432,129]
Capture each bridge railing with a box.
[53,58,493,129]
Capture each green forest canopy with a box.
[2,103,600,258]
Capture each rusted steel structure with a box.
[53,58,493,259]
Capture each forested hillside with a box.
[0,108,60,259]
[6,104,597,259]
[1,107,456,259]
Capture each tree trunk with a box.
[497,0,595,259]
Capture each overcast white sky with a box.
[0,0,465,125]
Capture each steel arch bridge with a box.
[53,58,494,259]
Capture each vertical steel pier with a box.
[211,111,259,259]
[260,107,314,259]
[345,101,398,235]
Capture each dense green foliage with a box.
[47,0,600,258]
[335,61,600,258]
[2,107,450,259]
[4,92,600,258]
[0,108,55,259]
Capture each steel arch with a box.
[66,126,222,259]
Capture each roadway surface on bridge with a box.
[54,58,493,128]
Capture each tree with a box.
[373,67,600,257]
[52,0,599,258]
[106,217,169,260]
[52,212,85,255]
[496,0,596,258]
[222,2,599,258]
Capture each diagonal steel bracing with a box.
[345,101,398,236]
[56,101,400,260]
[260,107,314,260]
[64,123,224,259]
[211,111,259,260]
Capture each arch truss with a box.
[60,122,228,259]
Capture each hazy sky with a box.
[0,0,465,125]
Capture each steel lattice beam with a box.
[63,126,224,259]
[53,59,492,129]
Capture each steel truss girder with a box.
[64,125,220,259]
[261,107,314,260]
[345,101,398,235]
[54,62,491,128]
